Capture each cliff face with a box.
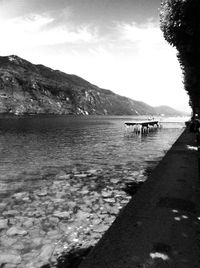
[0,55,183,116]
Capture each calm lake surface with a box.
[0,115,185,199]
[0,115,187,266]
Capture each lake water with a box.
[0,115,184,199]
[0,115,187,266]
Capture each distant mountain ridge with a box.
[0,55,186,116]
[154,106,186,116]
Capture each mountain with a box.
[154,106,188,116]
[0,55,185,116]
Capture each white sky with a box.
[0,0,191,112]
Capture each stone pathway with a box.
[0,168,146,268]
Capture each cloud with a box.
[0,14,99,51]
[0,0,69,19]
[118,21,161,41]
[75,21,189,111]
[116,21,168,51]
[0,13,190,111]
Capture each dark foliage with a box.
[160,0,200,115]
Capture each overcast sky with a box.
[0,0,190,112]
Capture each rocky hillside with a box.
[0,55,184,116]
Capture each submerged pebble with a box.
[0,167,146,267]
[0,219,8,230]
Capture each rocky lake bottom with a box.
[0,166,150,268]
[0,115,186,268]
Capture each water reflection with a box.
[0,115,183,197]
[0,115,185,266]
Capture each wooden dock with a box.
[125,120,159,127]
[125,120,160,134]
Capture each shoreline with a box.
[0,124,184,268]
[79,129,200,268]
[0,150,169,268]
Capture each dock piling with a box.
[125,120,160,134]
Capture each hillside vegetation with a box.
[0,55,185,116]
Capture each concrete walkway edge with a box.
[79,129,200,268]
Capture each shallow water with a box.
[0,115,184,198]
[0,115,186,267]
